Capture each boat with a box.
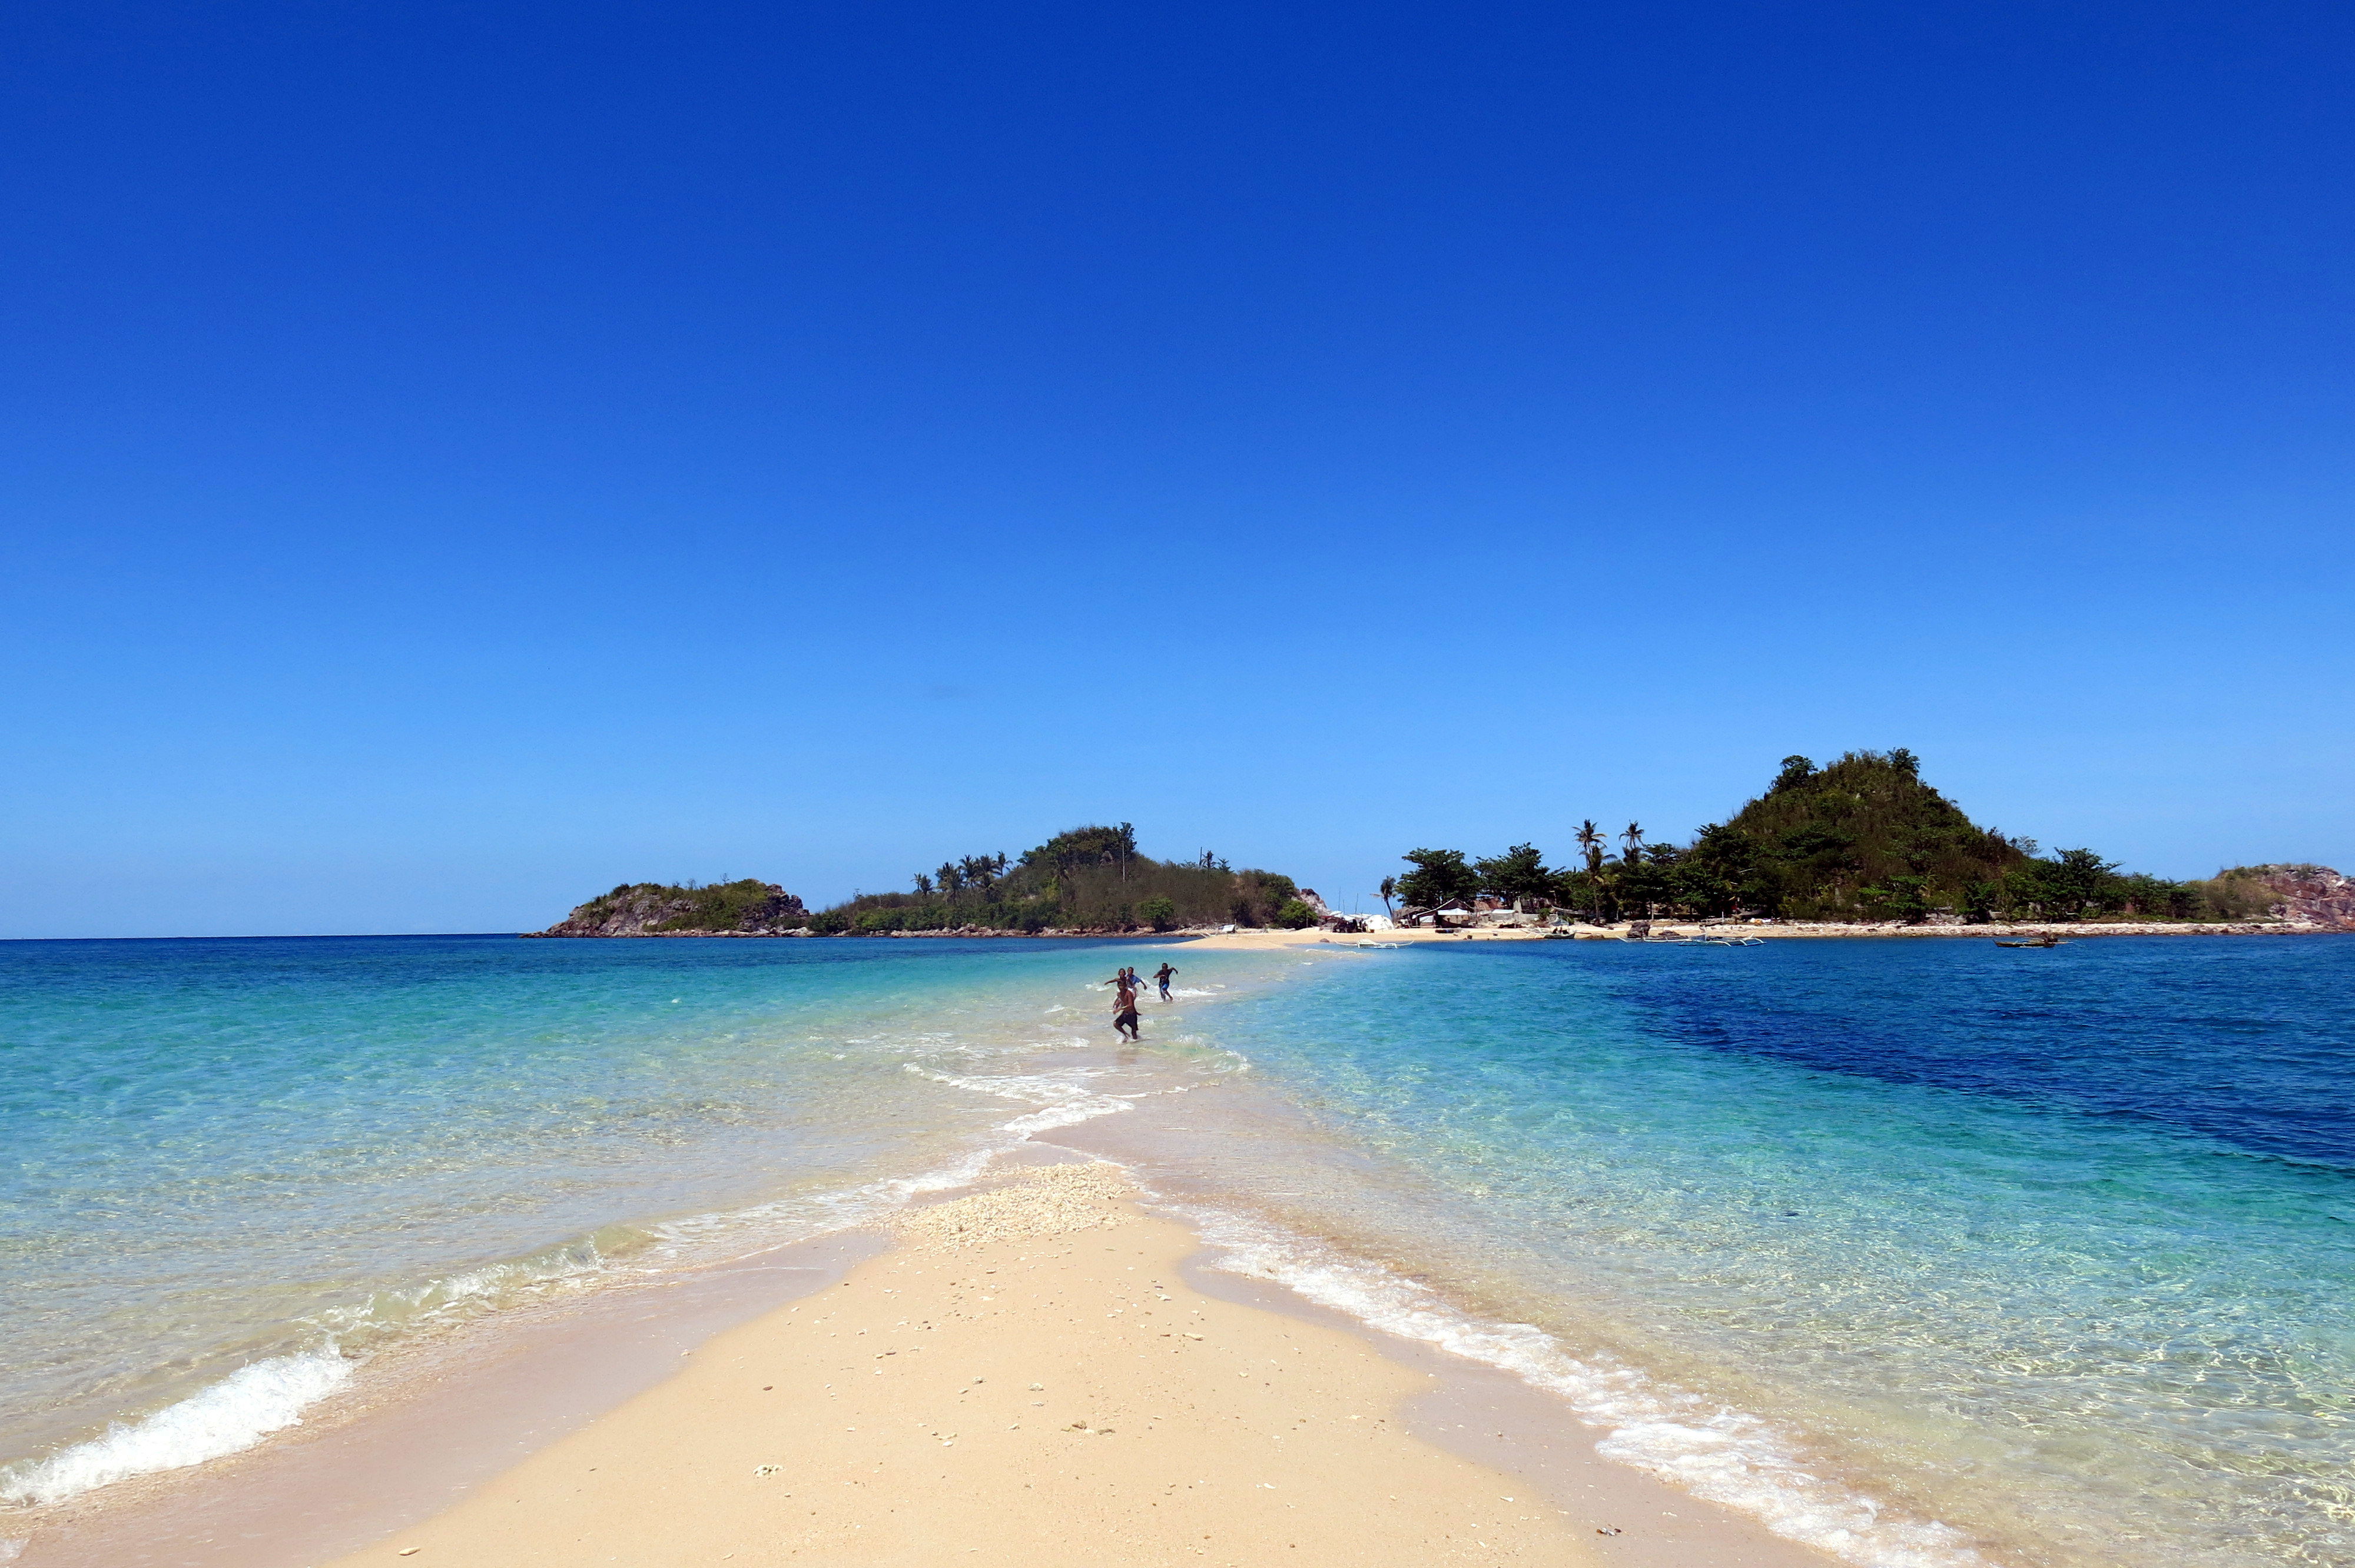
[1995,934,2067,948]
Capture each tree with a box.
[1858,873,1932,923]
[1377,875,1397,915]
[1772,755,1816,793]
[912,872,934,895]
[1575,820,1606,873]
[1137,895,1177,932]
[1397,848,1480,913]
[1621,822,1645,867]
[2007,848,2120,919]
[1473,843,1553,906]
[1616,848,1675,919]
[1675,823,1770,917]
[1272,898,1316,929]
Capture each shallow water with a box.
[3,933,2350,1567]
[1127,938,2355,1568]
[0,934,1217,1507]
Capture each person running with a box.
[1112,976,1142,1041]
[1153,962,1176,1001]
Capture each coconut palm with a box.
[1622,822,1644,867]
[1378,876,1397,915]
[1576,820,1605,874]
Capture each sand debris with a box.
[888,1162,1135,1250]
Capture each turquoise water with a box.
[3,934,2351,1568]
[1132,938,2355,1568]
[0,935,1230,1510]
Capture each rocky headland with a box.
[2219,863,2355,927]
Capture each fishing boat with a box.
[1995,934,2067,948]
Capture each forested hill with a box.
[1664,749,2213,921]
[818,824,1309,934]
[529,879,808,936]
[529,825,1314,936]
[1711,750,2028,919]
[1397,750,2254,924]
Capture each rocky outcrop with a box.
[526,879,808,938]
[2247,863,2355,926]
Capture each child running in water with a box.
[1112,975,1142,1041]
[1153,962,1176,1000]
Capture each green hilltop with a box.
[1397,749,2253,925]
[817,823,1311,934]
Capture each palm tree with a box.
[1378,876,1397,915]
[1622,822,1644,867]
[1571,820,1607,925]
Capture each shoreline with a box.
[15,1164,1849,1568]
[518,919,2346,944]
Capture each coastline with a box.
[517,918,2344,944]
[1179,919,2339,948]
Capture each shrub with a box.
[1137,896,1176,932]
[1272,898,1316,929]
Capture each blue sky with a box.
[4,1,2350,937]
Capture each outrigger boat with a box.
[1994,934,2067,948]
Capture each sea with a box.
[1,932,2349,1567]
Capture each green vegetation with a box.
[2185,866,2293,921]
[1400,750,2257,925]
[811,823,1304,933]
[566,878,805,932]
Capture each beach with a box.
[15,1163,1832,1568]
[313,1164,1823,1568]
[6,932,2353,1568]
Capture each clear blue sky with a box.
[4,1,2350,938]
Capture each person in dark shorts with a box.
[1113,976,1142,1041]
[1153,962,1176,1001]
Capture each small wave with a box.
[0,1350,352,1507]
[1182,1203,1992,1568]
[301,1233,626,1347]
[645,1145,1003,1255]
[902,1065,1133,1136]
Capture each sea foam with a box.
[0,1350,351,1507]
[901,1062,1136,1136]
[1181,1201,1994,1568]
